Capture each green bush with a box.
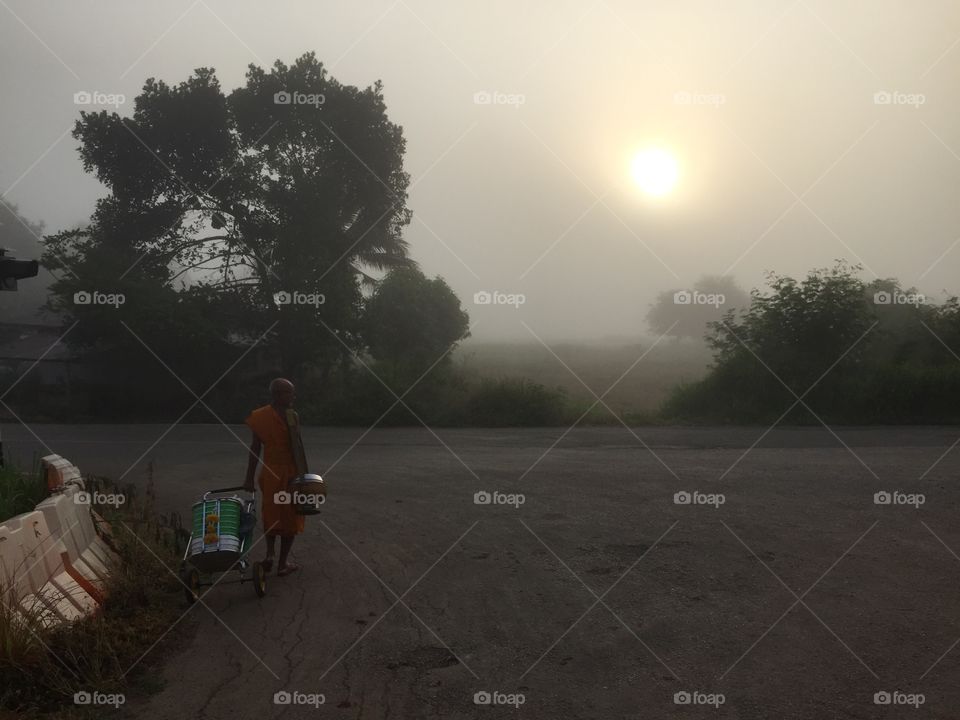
[460,378,570,426]
[0,461,45,523]
[660,263,960,424]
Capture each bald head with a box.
[270,378,295,408]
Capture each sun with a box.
[630,147,679,197]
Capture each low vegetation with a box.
[0,470,190,718]
[0,460,46,523]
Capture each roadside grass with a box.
[0,459,46,523]
[0,466,193,718]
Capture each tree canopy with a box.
[646,275,750,340]
[362,266,470,387]
[44,52,412,386]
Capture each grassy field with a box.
[454,338,712,417]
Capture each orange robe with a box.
[245,405,305,536]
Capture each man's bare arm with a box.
[244,433,262,491]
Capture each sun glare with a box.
[630,147,679,197]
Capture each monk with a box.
[243,377,306,576]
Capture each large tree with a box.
[45,52,412,382]
[646,275,750,341]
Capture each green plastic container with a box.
[189,497,244,572]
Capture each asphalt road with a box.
[4,423,960,719]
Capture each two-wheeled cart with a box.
[178,486,266,603]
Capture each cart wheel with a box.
[252,561,266,598]
[182,567,200,605]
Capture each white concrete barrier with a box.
[1,455,117,624]
[0,511,97,622]
[39,455,116,580]
[40,454,82,492]
[36,491,111,584]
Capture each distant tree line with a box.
[663,262,960,423]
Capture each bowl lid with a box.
[295,473,324,483]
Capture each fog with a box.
[2,0,959,340]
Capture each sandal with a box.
[277,562,300,577]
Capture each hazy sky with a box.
[2,1,959,340]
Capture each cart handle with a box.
[203,485,256,499]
